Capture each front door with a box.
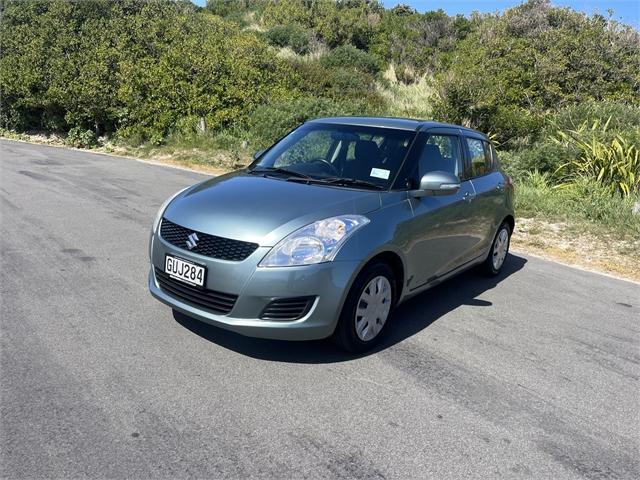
[401,131,483,290]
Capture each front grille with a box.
[160,219,258,261]
[154,268,237,314]
[260,296,315,321]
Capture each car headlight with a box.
[259,215,370,267]
[152,187,189,233]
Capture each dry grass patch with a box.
[513,217,640,282]
[377,64,434,119]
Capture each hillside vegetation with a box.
[1,0,639,273]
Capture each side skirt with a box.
[399,253,486,304]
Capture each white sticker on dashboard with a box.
[370,168,390,180]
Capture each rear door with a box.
[463,135,505,254]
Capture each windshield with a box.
[250,123,416,189]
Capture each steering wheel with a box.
[310,158,340,176]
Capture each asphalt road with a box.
[1,139,639,479]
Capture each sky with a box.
[192,0,640,27]
[384,1,639,26]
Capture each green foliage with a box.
[65,127,98,148]
[370,9,469,74]
[499,101,640,179]
[264,24,311,55]
[261,0,381,49]
[0,0,292,142]
[515,171,640,237]
[553,119,640,197]
[287,57,382,104]
[499,138,573,178]
[432,0,640,145]
[320,45,380,75]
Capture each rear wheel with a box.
[481,222,511,275]
[334,263,396,353]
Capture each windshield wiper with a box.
[248,167,313,180]
[248,168,384,190]
[321,177,385,190]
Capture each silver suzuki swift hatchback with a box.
[149,117,514,352]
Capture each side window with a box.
[466,138,491,177]
[489,143,499,168]
[417,134,463,179]
[482,141,494,171]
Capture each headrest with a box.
[423,144,443,160]
[355,140,380,162]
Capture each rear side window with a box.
[489,143,500,167]
[466,138,493,177]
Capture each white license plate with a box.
[165,255,206,287]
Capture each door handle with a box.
[463,191,476,202]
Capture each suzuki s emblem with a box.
[186,232,199,250]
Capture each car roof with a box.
[308,116,485,136]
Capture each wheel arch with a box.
[355,250,406,305]
[503,214,515,233]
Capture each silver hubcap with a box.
[492,228,509,270]
[355,276,392,342]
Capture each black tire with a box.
[480,222,511,276]
[333,262,396,353]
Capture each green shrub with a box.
[328,68,376,97]
[65,127,98,148]
[288,60,333,96]
[264,24,311,55]
[552,101,640,134]
[553,119,640,197]
[515,171,640,237]
[497,102,640,181]
[287,59,382,104]
[499,139,574,178]
[320,45,381,75]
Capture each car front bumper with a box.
[149,233,361,340]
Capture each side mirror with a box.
[410,171,460,198]
[253,149,265,160]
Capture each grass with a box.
[515,171,640,240]
[110,134,254,171]
[512,171,639,280]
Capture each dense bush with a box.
[65,127,98,148]
[548,102,640,153]
[286,57,382,105]
[500,102,640,187]
[320,45,381,75]
[264,24,311,55]
[0,0,293,142]
[499,139,574,178]
[370,9,469,73]
[432,1,640,145]
[261,0,381,49]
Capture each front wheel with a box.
[333,263,396,353]
[480,222,511,276]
